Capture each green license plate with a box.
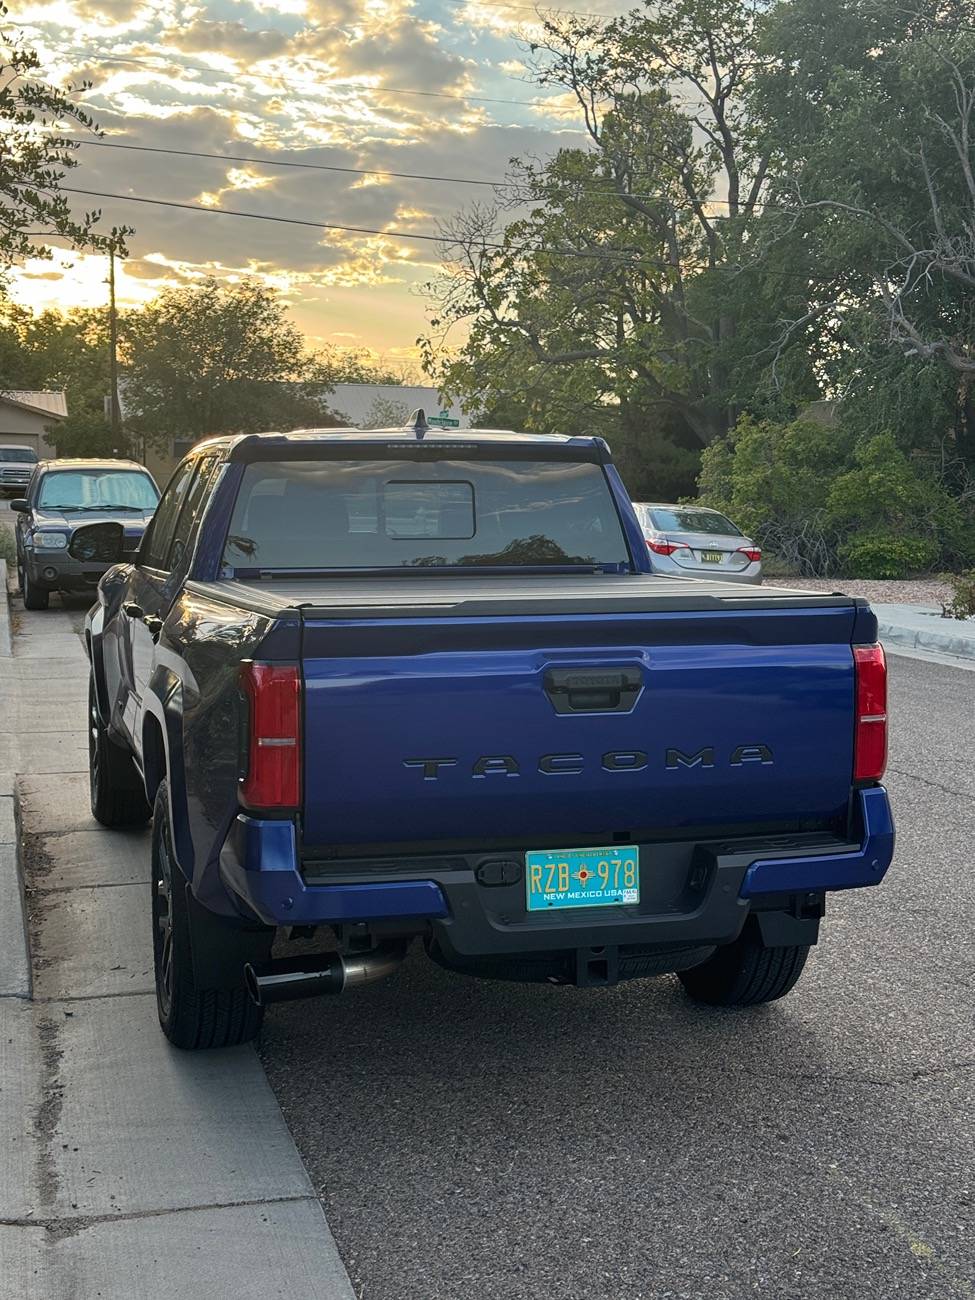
[700,550,722,563]
[526,846,640,911]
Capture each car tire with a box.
[88,674,151,826]
[677,919,810,1006]
[21,564,49,611]
[152,779,264,1050]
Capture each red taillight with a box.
[240,662,301,809]
[853,644,887,781]
[647,539,689,556]
[736,546,762,563]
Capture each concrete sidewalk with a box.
[874,602,975,665]
[0,587,355,1299]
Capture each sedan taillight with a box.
[647,539,689,556]
[240,662,301,809]
[853,645,887,781]
[736,546,762,563]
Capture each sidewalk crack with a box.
[0,1193,317,1241]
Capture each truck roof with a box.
[194,427,608,463]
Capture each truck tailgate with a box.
[297,586,861,852]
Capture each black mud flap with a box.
[185,885,275,989]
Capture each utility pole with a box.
[108,238,122,449]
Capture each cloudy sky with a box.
[6,0,620,366]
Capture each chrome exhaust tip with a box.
[244,940,408,1007]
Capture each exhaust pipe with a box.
[244,941,408,1007]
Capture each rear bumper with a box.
[647,555,762,584]
[217,788,894,950]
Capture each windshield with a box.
[648,507,743,537]
[0,448,37,463]
[38,469,159,511]
[223,458,631,572]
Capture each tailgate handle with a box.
[544,667,642,715]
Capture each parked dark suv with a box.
[0,444,39,497]
[13,459,159,609]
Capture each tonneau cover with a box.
[187,574,863,620]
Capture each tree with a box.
[0,3,125,272]
[0,293,122,455]
[749,0,975,455]
[360,397,410,429]
[123,278,333,446]
[425,0,776,471]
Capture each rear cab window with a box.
[222,456,632,574]
[649,508,742,537]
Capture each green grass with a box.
[0,524,16,567]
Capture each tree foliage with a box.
[0,4,126,273]
[0,293,121,454]
[424,0,975,529]
[752,0,975,381]
[121,278,334,447]
[424,0,780,496]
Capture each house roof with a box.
[0,391,68,420]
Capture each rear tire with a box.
[152,780,264,1050]
[21,565,49,610]
[88,674,151,827]
[678,920,810,1007]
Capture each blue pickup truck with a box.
[85,418,894,1050]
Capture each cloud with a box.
[12,0,587,349]
[160,18,293,59]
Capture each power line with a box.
[61,185,677,268]
[67,136,764,209]
[76,137,509,187]
[441,0,619,19]
[83,52,578,112]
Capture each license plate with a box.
[700,550,722,563]
[526,846,640,911]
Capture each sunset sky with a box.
[6,0,621,367]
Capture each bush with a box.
[940,570,975,620]
[837,534,940,579]
[697,416,851,575]
[697,419,965,578]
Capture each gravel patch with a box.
[772,576,952,607]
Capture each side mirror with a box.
[10,499,28,513]
[68,521,125,564]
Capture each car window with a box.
[37,469,158,510]
[649,508,743,537]
[144,459,196,570]
[0,448,37,463]
[222,458,631,572]
[170,455,220,570]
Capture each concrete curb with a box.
[0,559,11,657]
[875,602,975,664]
[0,559,32,1000]
[0,819,32,1000]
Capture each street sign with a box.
[427,411,460,428]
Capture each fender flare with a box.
[142,668,194,881]
[85,604,111,725]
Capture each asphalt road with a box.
[258,653,975,1300]
[7,543,972,1300]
